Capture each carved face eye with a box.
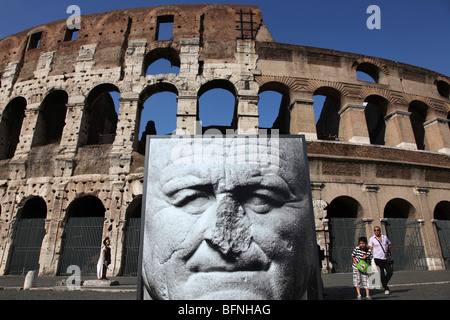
[241,189,285,214]
[171,186,214,215]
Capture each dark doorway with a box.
[8,197,47,275]
[58,196,105,276]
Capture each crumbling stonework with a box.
[0,4,448,276]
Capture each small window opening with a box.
[64,28,79,41]
[156,15,174,41]
[357,71,377,83]
[28,32,42,50]
[356,62,379,83]
[436,80,450,99]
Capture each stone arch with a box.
[83,83,120,146]
[433,200,450,269]
[352,59,389,85]
[198,79,238,133]
[32,89,68,147]
[58,195,106,276]
[0,96,26,159]
[0,36,21,57]
[121,195,142,276]
[435,79,450,99]
[384,198,416,219]
[408,100,428,150]
[143,47,180,76]
[313,87,342,140]
[325,196,365,273]
[138,82,179,154]
[258,81,290,133]
[326,196,363,218]
[434,201,450,220]
[8,196,47,275]
[364,94,389,145]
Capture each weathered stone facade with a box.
[0,4,448,276]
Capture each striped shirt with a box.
[352,246,372,268]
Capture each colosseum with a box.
[0,4,448,277]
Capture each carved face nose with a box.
[205,193,252,259]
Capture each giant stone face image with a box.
[139,135,318,300]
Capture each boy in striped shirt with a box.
[352,236,372,300]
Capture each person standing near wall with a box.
[368,226,393,294]
[97,237,111,280]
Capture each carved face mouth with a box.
[185,237,271,272]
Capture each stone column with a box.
[12,103,40,158]
[176,95,199,135]
[384,109,417,150]
[311,182,328,273]
[423,117,450,154]
[0,187,17,275]
[9,102,41,180]
[237,95,259,134]
[110,95,141,175]
[107,180,126,276]
[179,38,200,77]
[289,98,317,140]
[338,104,370,144]
[54,97,86,177]
[362,183,381,237]
[41,181,69,275]
[413,186,445,270]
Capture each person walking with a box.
[368,226,393,294]
[97,237,111,280]
[352,237,373,300]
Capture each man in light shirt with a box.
[368,226,393,295]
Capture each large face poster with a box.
[137,134,321,300]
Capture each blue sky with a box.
[1,0,449,135]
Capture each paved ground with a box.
[322,270,450,300]
[0,270,449,300]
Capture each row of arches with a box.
[324,196,450,273]
[0,79,282,159]
[6,193,450,275]
[314,88,441,149]
[2,80,444,161]
[326,196,450,220]
[145,48,450,100]
[6,194,142,276]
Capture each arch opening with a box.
[408,100,428,151]
[8,196,47,275]
[313,87,341,141]
[0,97,26,160]
[436,80,450,99]
[138,83,178,154]
[58,195,105,276]
[434,201,450,269]
[384,198,415,219]
[326,196,365,273]
[32,90,68,147]
[121,195,142,276]
[84,84,120,146]
[144,47,180,76]
[198,80,237,133]
[326,196,362,218]
[356,62,379,83]
[434,201,450,221]
[258,82,290,134]
[364,95,388,145]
